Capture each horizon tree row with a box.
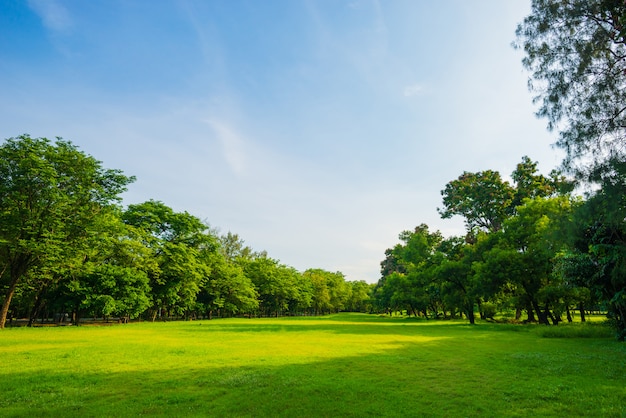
[0,135,373,328]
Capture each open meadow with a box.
[1,313,625,417]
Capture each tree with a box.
[304,269,331,315]
[218,231,266,261]
[434,236,478,323]
[43,210,152,325]
[375,224,444,317]
[0,135,132,328]
[510,156,569,210]
[122,200,214,320]
[517,0,626,336]
[439,170,514,234]
[198,252,258,319]
[516,0,626,181]
[243,257,301,317]
[560,181,626,339]
[345,280,373,312]
[326,271,350,313]
[478,197,574,325]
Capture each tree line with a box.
[374,158,625,337]
[0,135,373,328]
[374,0,626,340]
[373,158,576,322]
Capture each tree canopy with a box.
[515,0,626,182]
[0,135,133,328]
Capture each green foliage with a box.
[438,170,514,233]
[0,135,372,325]
[480,302,497,320]
[0,135,134,328]
[516,0,626,180]
[560,185,626,340]
[122,200,216,319]
[439,157,567,237]
[379,155,591,330]
[515,1,626,337]
[344,280,373,312]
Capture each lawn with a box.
[0,313,625,417]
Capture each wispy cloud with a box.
[28,0,73,32]
[403,83,424,97]
[206,119,248,176]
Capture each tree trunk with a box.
[566,306,573,323]
[531,299,549,325]
[525,301,536,322]
[614,303,626,342]
[0,275,20,329]
[477,300,485,320]
[547,309,559,325]
[579,302,586,322]
[466,303,475,325]
[28,287,47,327]
[72,304,81,326]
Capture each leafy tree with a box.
[345,280,373,312]
[47,211,152,324]
[304,269,331,315]
[287,270,314,315]
[439,170,514,234]
[198,252,258,319]
[439,158,566,236]
[434,236,478,323]
[372,275,395,315]
[560,181,626,339]
[218,231,266,261]
[326,271,350,313]
[516,0,626,182]
[56,263,150,324]
[510,156,569,210]
[243,257,300,317]
[384,272,425,317]
[122,200,214,320]
[516,0,626,336]
[0,135,132,328]
[478,197,573,325]
[375,224,444,317]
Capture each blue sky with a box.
[0,1,561,283]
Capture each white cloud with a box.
[28,0,73,32]
[403,83,423,97]
[205,118,248,176]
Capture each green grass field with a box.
[1,313,625,417]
